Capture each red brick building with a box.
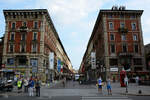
[79,6,146,81]
[2,9,73,81]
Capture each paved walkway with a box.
[1,80,150,97]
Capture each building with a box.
[145,43,150,71]
[79,6,146,81]
[2,9,73,82]
[0,37,4,78]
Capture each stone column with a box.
[138,17,146,71]
[103,15,110,80]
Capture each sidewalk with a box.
[105,82,150,96]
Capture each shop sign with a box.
[110,68,118,72]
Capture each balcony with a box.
[119,52,133,57]
[32,28,39,32]
[9,28,17,32]
[118,27,128,33]
[9,39,15,43]
[18,26,28,32]
[32,40,38,43]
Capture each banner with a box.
[49,52,54,69]
[57,59,61,72]
[91,52,96,69]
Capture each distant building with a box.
[79,6,146,81]
[2,9,73,81]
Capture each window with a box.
[120,15,124,18]
[120,22,125,28]
[133,34,138,41]
[109,59,118,66]
[133,58,142,65]
[134,44,139,53]
[20,44,25,52]
[108,14,113,18]
[12,22,15,29]
[134,67,142,71]
[121,34,126,41]
[23,22,27,27]
[131,23,136,30]
[34,21,38,29]
[10,32,15,40]
[110,34,115,41]
[9,44,14,52]
[19,58,27,65]
[21,34,26,41]
[30,58,38,67]
[32,43,37,52]
[109,22,114,29]
[122,44,127,52]
[130,15,136,19]
[110,44,115,53]
[33,32,37,40]
[7,58,14,65]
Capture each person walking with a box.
[24,78,28,93]
[106,77,112,95]
[124,75,128,93]
[17,79,22,93]
[62,77,66,87]
[97,76,102,93]
[35,79,40,97]
[135,76,139,85]
[28,77,34,96]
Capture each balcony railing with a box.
[118,27,128,33]
[19,26,28,32]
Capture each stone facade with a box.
[2,9,73,82]
[79,7,146,81]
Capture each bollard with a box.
[138,90,142,94]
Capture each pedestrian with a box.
[124,76,128,87]
[62,77,66,87]
[124,75,128,93]
[17,79,22,93]
[35,79,40,97]
[97,76,102,93]
[135,75,139,85]
[28,77,34,96]
[106,77,112,95]
[24,78,28,93]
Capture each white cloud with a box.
[36,0,110,26]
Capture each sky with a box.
[0,0,150,70]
